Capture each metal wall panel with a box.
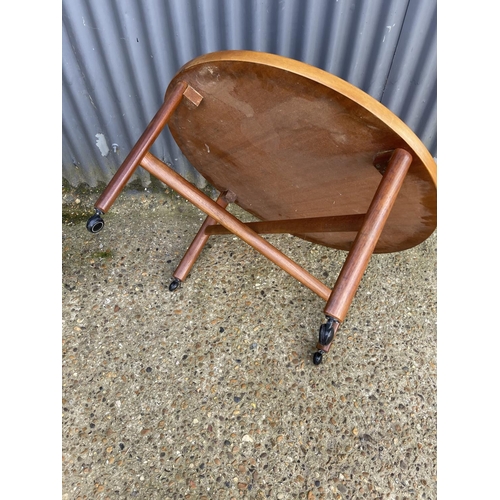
[62,0,437,189]
[381,0,437,155]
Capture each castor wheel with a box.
[312,316,340,365]
[318,317,336,346]
[86,210,105,233]
[168,278,181,291]
[313,351,323,365]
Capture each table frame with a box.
[87,80,414,365]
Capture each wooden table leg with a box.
[314,148,413,364]
[168,192,233,290]
[140,152,332,301]
[86,81,188,232]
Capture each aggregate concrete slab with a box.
[62,185,437,500]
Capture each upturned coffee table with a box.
[86,50,437,365]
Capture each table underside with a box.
[167,53,437,253]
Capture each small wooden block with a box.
[183,85,203,107]
[222,190,237,203]
[372,150,395,175]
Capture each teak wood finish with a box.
[166,51,436,254]
[139,152,332,302]
[171,192,230,283]
[95,81,188,214]
[89,50,437,364]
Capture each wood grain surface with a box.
[165,51,437,253]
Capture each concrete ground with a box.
[62,183,437,500]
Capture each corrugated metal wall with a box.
[62,0,436,189]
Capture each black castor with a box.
[86,210,105,233]
[313,351,323,365]
[318,321,335,346]
[313,316,340,365]
[169,278,181,291]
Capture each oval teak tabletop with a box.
[166,51,437,253]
